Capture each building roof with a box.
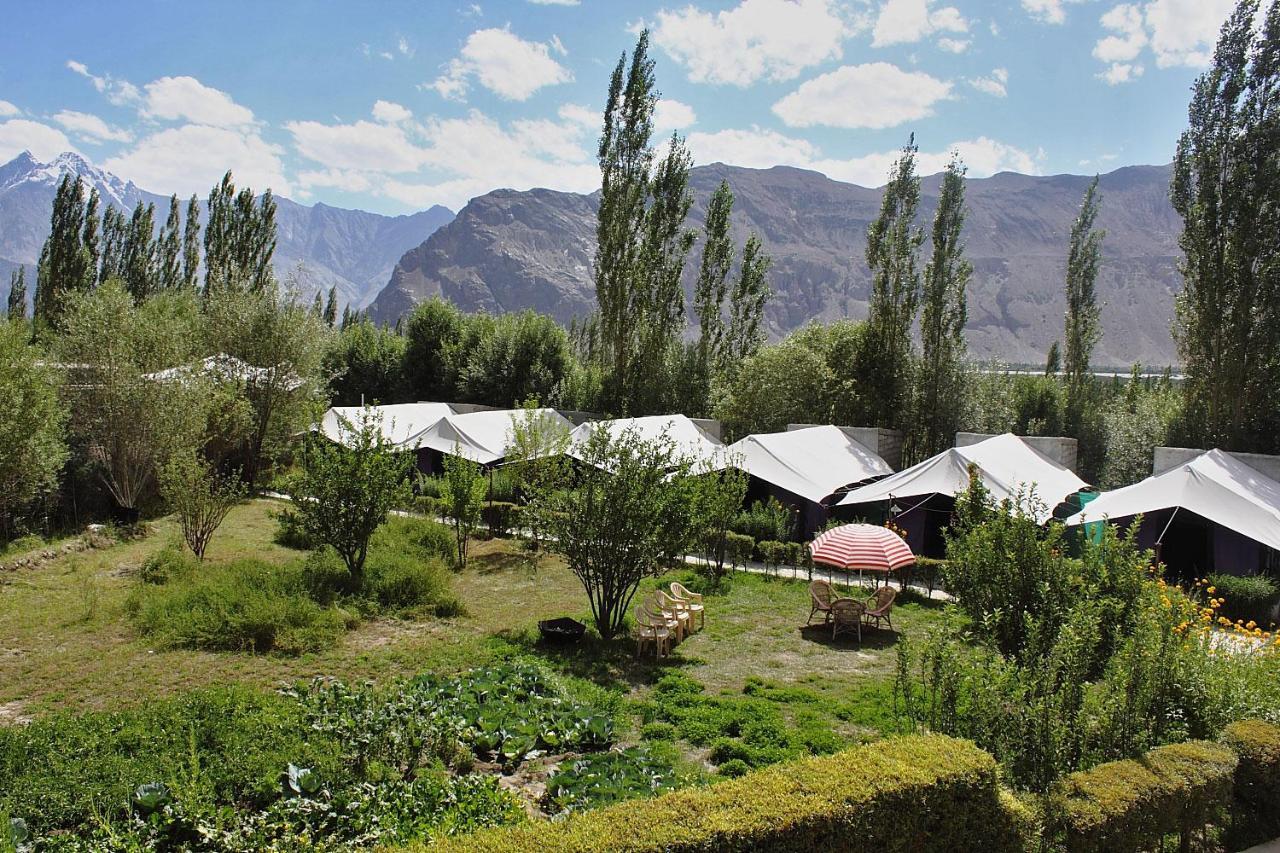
[568,415,725,470]
[726,426,892,504]
[838,432,1089,522]
[1063,449,1280,551]
[409,407,573,465]
[318,403,455,450]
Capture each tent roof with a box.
[319,403,456,450]
[726,426,892,504]
[1063,449,1280,552]
[569,415,724,470]
[410,408,573,464]
[837,432,1088,521]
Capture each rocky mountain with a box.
[369,163,1183,366]
[0,151,453,309]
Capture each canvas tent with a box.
[568,415,725,471]
[318,403,455,450]
[837,433,1090,556]
[1063,449,1280,579]
[408,407,573,467]
[726,426,893,535]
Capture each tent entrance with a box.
[1157,514,1212,584]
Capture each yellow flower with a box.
[1247,620,1257,630]
[1207,586,1216,594]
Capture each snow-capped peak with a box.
[0,150,138,209]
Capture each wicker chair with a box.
[633,602,673,659]
[655,589,692,641]
[831,598,865,642]
[864,586,898,631]
[808,580,835,624]
[670,582,705,631]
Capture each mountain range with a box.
[0,151,453,310]
[369,162,1183,367]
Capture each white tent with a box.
[318,403,455,450]
[1063,449,1280,552]
[726,426,892,504]
[838,432,1088,522]
[409,407,573,465]
[569,415,724,470]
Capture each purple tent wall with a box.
[1213,526,1261,576]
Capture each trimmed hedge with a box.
[426,734,1035,853]
[1222,719,1280,848]
[1050,740,1238,853]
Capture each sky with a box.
[0,0,1237,215]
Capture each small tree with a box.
[506,400,572,554]
[439,448,487,570]
[539,425,693,639]
[691,459,748,580]
[291,408,411,586]
[159,452,245,560]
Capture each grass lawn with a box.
[0,498,951,746]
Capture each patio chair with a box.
[808,579,835,625]
[633,602,673,659]
[669,582,705,631]
[831,598,865,642]
[864,586,898,631]
[654,589,692,641]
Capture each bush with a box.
[365,550,460,615]
[428,735,1034,853]
[544,746,682,813]
[724,531,755,571]
[372,514,456,565]
[272,507,317,550]
[1222,719,1280,847]
[1207,573,1279,628]
[482,501,519,538]
[301,547,353,603]
[127,558,349,654]
[731,498,795,544]
[137,543,196,585]
[1050,740,1238,853]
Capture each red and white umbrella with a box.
[809,523,915,573]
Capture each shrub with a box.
[482,501,519,538]
[724,531,755,571]
[137,543,196,585]
[1050,740,1238,853]
[428,735,1035,853]
[544,746,682,813]
[272,507,317,550]
[127,558,348,654]
[1222,719,1280,847]
[1207,573,1279,628]
[365,550,459,615]
[731,498,795,544]
[640,721,676,741]
[374,514,456,565]
[301,547,352,603]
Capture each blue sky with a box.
[0,0,1235,214]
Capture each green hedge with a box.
[1207,573,1280,628]
[1050,740,1238,853]
[1222,719,1280,848]
[425,734,1035,853]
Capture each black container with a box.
[538,617,586,643]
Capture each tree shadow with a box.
[490,623,696,692]
[797,622,901,652]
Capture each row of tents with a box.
[317,403,1280,580]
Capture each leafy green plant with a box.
[1207,573,1279,628]
[545,746,682,813]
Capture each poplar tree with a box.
[182,194,201,290]
[723,233,772,369]
[1063,176,1104,437]
[83,188,100,279]
[7,267,26,321]
[911,154,972,461]
[158,195,182,291]
[694,180,734,371]
[204,172,277,294]
[33,174,93,328]
[122,201,158,301]
[312,290,323,317]
[99,206,127,285]
[323,285,338,327]
[859,136,924,430]
[1172,0,1280,450]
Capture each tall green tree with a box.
[689,180,735,409]
[158,195,182,291]
[1063,176,1104,438]
[122,201,158,301]
[82,188,100,279]
[402,297,463,401]
[7,266,26,321]
[323,285,338,327]
[439,450,487,571]
[858,136,924,430]
[0,323,67,540]
[323,319,406,406]
[203,171,277,294]
[182,194,201,290]
[99,205,127,285]
[911,154,972,461]
[723,233,773,371]
[1172,0,1280,451]
[33,174,93,328]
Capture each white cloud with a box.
[143,76,255,127]
[66,59,141,106]
[937,37,971,52]
[1092,0,1234,81]
[104,124,289,196]
[0,101,19,117]
[969,67,1009,97]
[372,100,412,123]
[654,99,697,132]
[397,36,414,58]
[871,0,967,48]
[297,168,374,193]
[687,126,820,169]
[286,119,429,173]
[0,120,78,163]
[51,110,133,143]
[429,28,572,101]
[557,103,598,131]
[772,62,952,130]
[650,0,853,86]
[1020,0,1088,24]
[528,0,579,4]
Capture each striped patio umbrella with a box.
[809,524,915,584]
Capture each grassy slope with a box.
[0,499,947,735]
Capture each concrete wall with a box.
[787,424,904,470]
[1154,446,1280,481]
[955,432,1079,473]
